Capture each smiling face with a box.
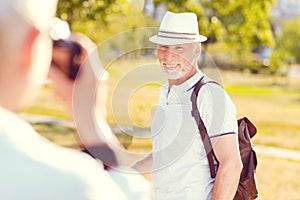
[157,42,201,85]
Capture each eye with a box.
[175,46,184,50]
[158,45,168,50]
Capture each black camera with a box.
[52,39,82,80]
[50,18,82,80]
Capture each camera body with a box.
[52,39,82,80]
[50,18,82,80]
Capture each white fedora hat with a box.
[149,11,207,45]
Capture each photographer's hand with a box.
[48,65,74,117]
[49,33,130,166]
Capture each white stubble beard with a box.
[161,58,196,80]
[161,62,183,80]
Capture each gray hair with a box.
[0,0,57,68]
[0,0,57,32]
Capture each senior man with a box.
[133,11,242,200]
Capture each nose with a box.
[165,50,175,62]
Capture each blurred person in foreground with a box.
[132,11,242,199]
[49,19,152,199]
[0,0,150,199]
[48,18,122,162]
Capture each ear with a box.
[20,27,40,71]
[194,42,201,56]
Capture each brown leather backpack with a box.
[191,80,258,200]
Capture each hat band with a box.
[157,30,198,40]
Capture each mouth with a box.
[161,62,181,71]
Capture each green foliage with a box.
[203,0,275,52]
[56,0,123,26]
[154,0,275,50]
[55,0,278,73]
[202,0,276,73]
[153,0,275,73]
[206,42,261,73]
[56,0,158,43]
[270,18,300,73]
[153,0,209,37]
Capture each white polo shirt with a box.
[151,70,238,200]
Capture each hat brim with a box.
[149,35,207,45]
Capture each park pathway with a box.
[254,145,300,161]
[20,113,300,162]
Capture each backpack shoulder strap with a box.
[191,80,219,178]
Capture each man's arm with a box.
[211,133,243,200]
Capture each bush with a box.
[204,43,272,74]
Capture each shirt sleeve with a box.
[197,83,238,137]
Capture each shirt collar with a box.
[171,70,205,92]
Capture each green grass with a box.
[32,124,80,149]
[22,59,300,151]
[256,156,300,200]
[20,59,300,199]
[31,125,300,199]
[222,74,300,151]
[21,84,69,120]
[226,85,299,95]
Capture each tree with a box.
[154,0,274,50]
[152,0,210,38]
[56,0,123,27]
[56,0,132,42]
[56,0,157,43]
[204,0,274,52]
[152,0,276,72]
[270,18,300,73]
